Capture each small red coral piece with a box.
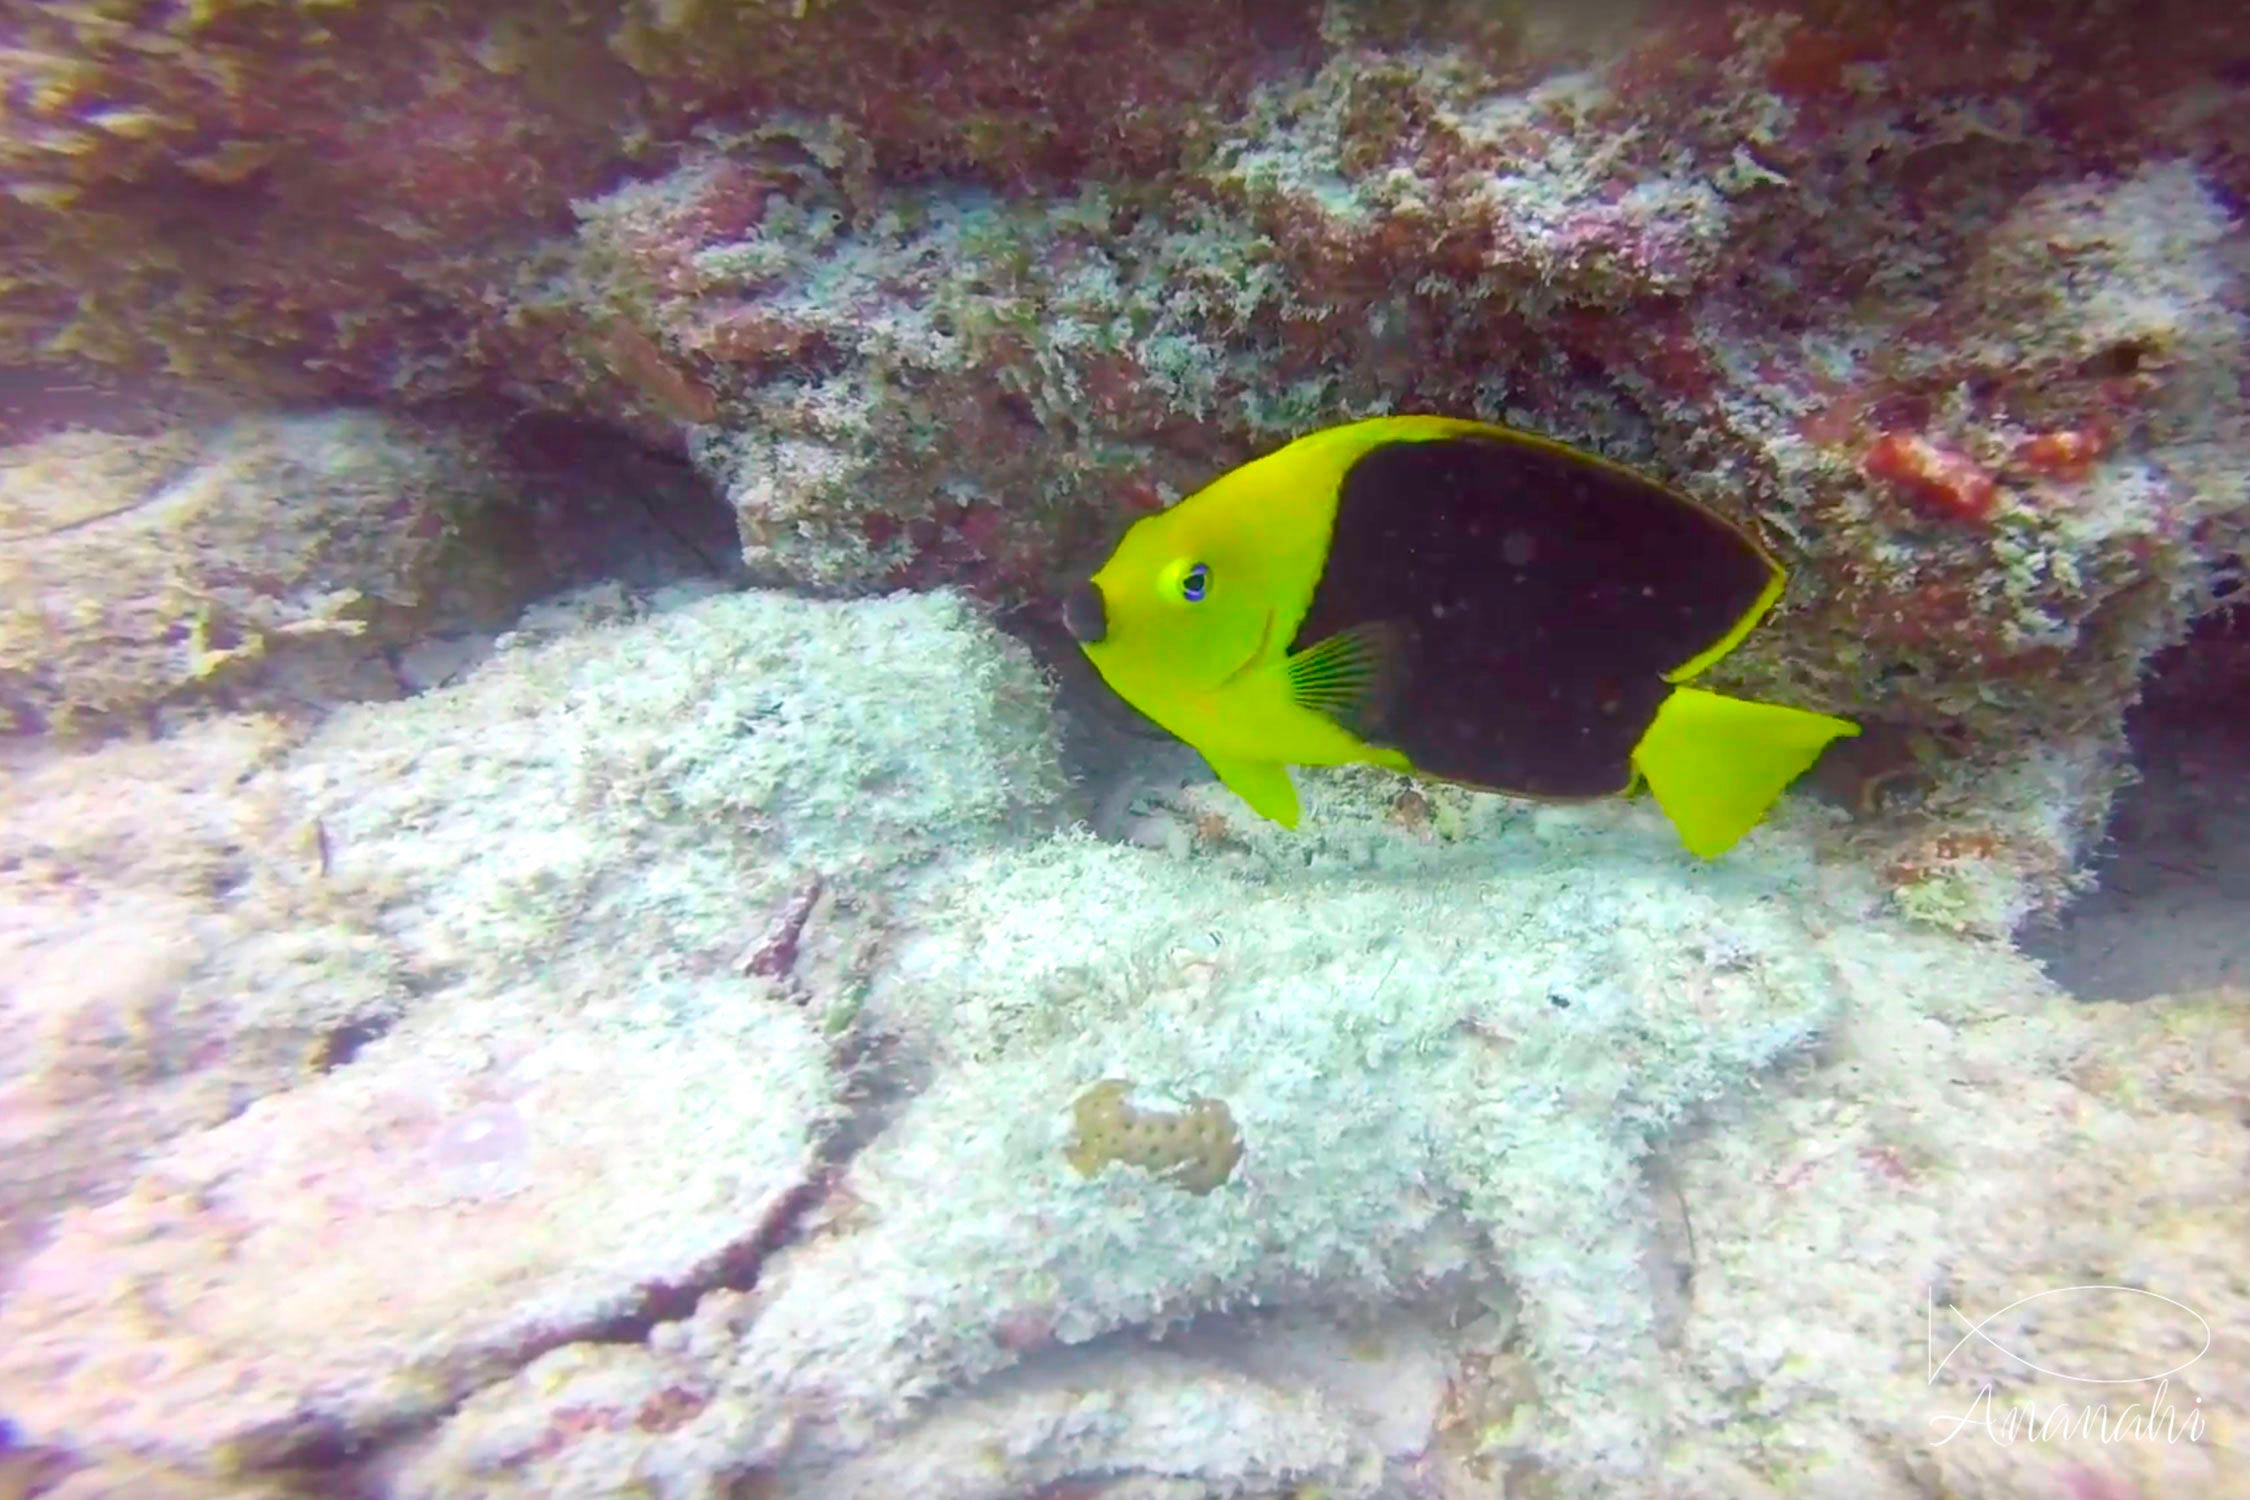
[1862,431,1999,524]
[1118,478,1166,513]
[699,311,830,372]
[2013,428,2106,480]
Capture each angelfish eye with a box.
[1181,563,1210,602]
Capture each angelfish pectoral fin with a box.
[1284,620,1410,741]
[1202,754,1302,828]
[1632,686,1859,858]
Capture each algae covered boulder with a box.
[0,581,1066,1472]
[0,411,540,735]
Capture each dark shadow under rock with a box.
[2022,604,2250,1000]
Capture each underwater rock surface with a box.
[0,412,540,736]
[1661,980,2248,1500]
[0,584,2238,1498]
[0,585,1059,1470]
[0,715,402,1276]
[0,983,834,1472]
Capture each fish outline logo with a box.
[1927,1284,2212,1387]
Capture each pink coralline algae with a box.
[1861,430,2000,526]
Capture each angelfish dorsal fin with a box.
[1283,621,1409,740]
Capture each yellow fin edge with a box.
[1204,753,1302,828]
[1632,687,1859,858]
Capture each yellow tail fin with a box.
[1633,687,1859,858]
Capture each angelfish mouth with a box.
[1219,609,1274,687]
[1063,581,1107,644]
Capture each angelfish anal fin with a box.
[1202,753,1302,828]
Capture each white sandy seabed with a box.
[0,581,2242,1500]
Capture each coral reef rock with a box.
[531,3,2250,764]
[1646,979,2250,1500]
[8,2,2245,930]
[12,3,2241,788]
[0,581,2242,1499]
[0,584,1063,1471]
[0,714,400,1277]
[538,1,2246,923]
[0,983,835,1474]
[0,411,541,736]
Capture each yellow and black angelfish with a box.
[1063,415,1858,858]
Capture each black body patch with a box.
[1291,435,1780,797]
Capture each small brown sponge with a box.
[1064,1078,1243,1196]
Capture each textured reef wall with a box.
[6,0,2246,924]
[0,0,1307,414]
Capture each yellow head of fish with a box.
[1063,428,1391,823]
[1069,450,1299,691]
